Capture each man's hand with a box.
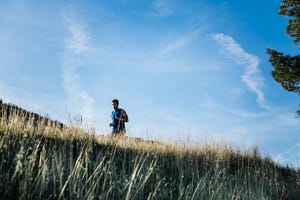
[109,123,113,127]
[115,116,123,121]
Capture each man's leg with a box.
[111,130,125,137]
[120,129,126,136]
[111,131,118,137]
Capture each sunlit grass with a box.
[0,101,299,199]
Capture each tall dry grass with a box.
[0,101,299,199]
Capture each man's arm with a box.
[120,109,128,122]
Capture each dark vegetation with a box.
[0,101,299,199]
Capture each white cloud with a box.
[160,36,188,56]
[211,33,268,109]
[140,34,192,74]
[62,11,95,127]
[273,142,300,167]
[150,0,174,17]
[64,16,90,55]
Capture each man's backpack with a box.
[119,108,129,122]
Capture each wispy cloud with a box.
[65,19,90,55]
[211,33,267,109]
[62,11,95,126]
[273,142,300,167]
[160,36,188,56]
[141,33,192,74]
[149,0,174,17]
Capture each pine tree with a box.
[267,0,300,115]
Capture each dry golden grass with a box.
[0,102,299,199]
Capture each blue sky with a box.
[0,0,299,166]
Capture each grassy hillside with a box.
[0,101,299,199]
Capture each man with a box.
[109,99,128,136]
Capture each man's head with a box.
[112,99,119,110]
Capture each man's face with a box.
[112,102,118,110]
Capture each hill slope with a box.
[0,101,299,199]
